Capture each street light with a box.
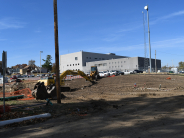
[144,5,152,73]
[40,51,43,78]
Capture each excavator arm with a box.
[59,70,94,84]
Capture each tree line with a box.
[162,61,184,71]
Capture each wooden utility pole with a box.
[53,0,61,103]
[155,50,157,73]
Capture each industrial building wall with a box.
[138,57,161,71]
[85,57,139,72]
[81,51,127,66]
[60,51,161,73]
[60,51,127,73]
[60,51,83,73]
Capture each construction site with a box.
[1,0,184,137]
[1,72,184,138]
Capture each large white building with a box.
[60,51,127,73]
[60,51,161,73]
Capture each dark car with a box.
[10,75,17,79]
[133,70,143,73]
[116,70,124,75]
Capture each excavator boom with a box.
[59,70,94,84]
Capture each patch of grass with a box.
[0,100,29,106]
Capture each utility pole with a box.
[142,11,148,71]
[53,0,61,103]
[40,51,43,78]
[155,50,156,73]
[2,51,7,113]
[144,5,152,73]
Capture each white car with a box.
[103,71,110,77]
[108,70,118,76]
[99,71,105,77]
[99,71,110,77]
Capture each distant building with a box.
[60,51,161,73]
[7,68,20,74]
[60,51,127,73]
[31,67,47,73]
[20,69,27,74]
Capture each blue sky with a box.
[0,0,184,67]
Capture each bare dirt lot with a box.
[1,74,184,138]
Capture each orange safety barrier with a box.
[10,88,32,97]
[18,98,35,101]
[108,75,116,77]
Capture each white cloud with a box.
[86,36,184,54]
[151,10,184,24]
[0,18,26,30]
[151,37,184,48]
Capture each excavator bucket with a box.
[31,82,49,100]
[32,82,70,100]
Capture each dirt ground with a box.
[1,74,184,138]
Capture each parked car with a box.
[99,71,110,77]
[103,71,110,77]
[108,70,118,76]
[116,70,124,75]
[99,71,105,77]
[10,75,17,80]
[15,75,21,78]
[37,74,40,77]
[133,70,143,73]
[21,75,27,78]
[28,74,35,77]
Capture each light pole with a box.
[144,5,152,73]
[40,51,43,78]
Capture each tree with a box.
[28,60,36,69]
[51,63,56,73]
[178,61,184,70]
[42,55,52,72]
[28,60,35,66]
[161,65,167,70]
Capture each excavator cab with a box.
[90,66,99,81]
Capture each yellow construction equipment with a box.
[90,66,100,81]
[32,70,95,99]
[38,70,94,86]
